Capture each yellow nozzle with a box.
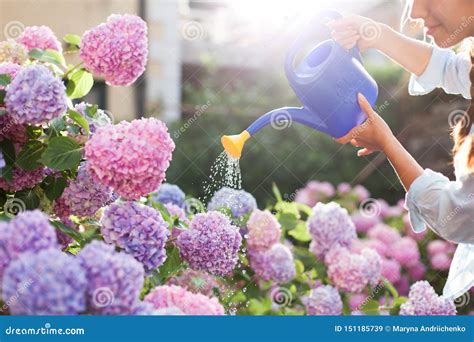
[221,130,251,158]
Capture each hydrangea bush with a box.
[0,16,470,317]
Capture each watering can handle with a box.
[285,9,363,84]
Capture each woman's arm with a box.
[337,93,424,191]
[328,15,432,76]
[382,134,424,191]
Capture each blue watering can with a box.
[221,10,378,158]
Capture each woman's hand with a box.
[327,14,385,51]
[336,93,395,156]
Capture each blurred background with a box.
[0,0,469,205]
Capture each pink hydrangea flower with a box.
[249,243,296,284]
[295,180,335,207]
[352,184,370,201]
[17,26,62,52]
[85,118,175,200]
[246,209,281,251]
[351,212,380,233]
[80,14,148,86]
[337,182,352,194]
[387,237,420,268]
[367,224,401,246]
[0,166,44,192]
[325,246,381,293]
[0,62,21,84]
[144,285,225,315]
[307,202,356,259]
[381,258,401,283]
[349,293,367,311]
[400,281,456,315]
[0,115,28,145]
[427,240,455,256]
[430,253,452,271]
[167,269,223,297]
[407,262,426,281]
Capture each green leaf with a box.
[63,34,81,47]
[47,117,67,138]
[272,182,283,202]
[29,48,66,67]
[85,104,98,118]
[14,189,40,210]
[153,246,184,285]
[0,90,6,106]
[67,110,90,135]
[0,190,6,209]
[50,220,84,244]
[389,296,408,316]
[0,74,11,87]
[26,126,43,139]
[40,136,83,171]
[288,222,311,242]
[16,140,45,171]
[0,139,16,182]
[277,211,298,231]
[66,69,93,100]
[361,299,380,315]
[41,175,67,201]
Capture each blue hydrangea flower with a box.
[207,187,257,218]
[2,249,87,315]
[152,183,185,207]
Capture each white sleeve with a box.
[405,169,474,244]
[408,46,471,99]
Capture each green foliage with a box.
[67,110,90,134]
[29,48,66,67]
[66,69,94,99]
[16,140,45,171]
[40,136,83,171]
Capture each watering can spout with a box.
[221,130,251,159]
[221,107,329,158]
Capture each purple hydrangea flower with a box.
[246,209,281,252]
[72,102,112,134]
[381,257,401,283]
[207,187,257,218]
[399,281,456,315]
[302,285,343,315]
[249,243,296,284]
[387,237,420,268]
[2,249,86,315]
[325,246,381,293]
[152,183,185,207]
[0,210,58,279]
[101,201,169,273]
[351,212,380,233]
[60,162,114,217]
[307,202,356,259]
[77,240,145,315]
[5,64,67,124]
[0,166,45,192]
[0,151,5,169]
[367,223,401,246]
[295,180,335,207]
[176,211,242,276]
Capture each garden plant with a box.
[0,14,469,316]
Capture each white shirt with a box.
[405,45,473,299]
